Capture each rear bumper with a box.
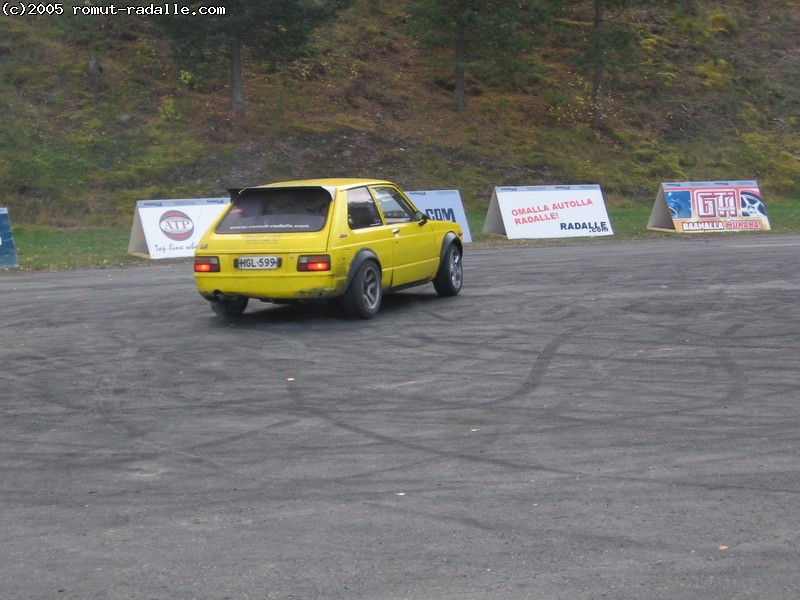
[195,271,346,302]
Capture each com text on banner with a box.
[128,198,230,259]
[407,189,472,243]
[647,181,770,233]
[483,185,613,239]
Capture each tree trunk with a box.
[592,0,605,126]
[453,13,467,110]
[230,36,245,118]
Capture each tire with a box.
[343,260,382,319]
[209,295,248,317]
[740,192,766,217]
[433,243,463,296]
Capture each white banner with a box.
[127,198,229,259]
[407,189,472,242]
[484,185,613,239]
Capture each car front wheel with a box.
[433,243,463,296]
[209,295,249,317]
[343,260,382,319]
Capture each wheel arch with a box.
[439,232,463,264]
[345,248,381,291]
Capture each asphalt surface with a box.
[2,235,800,600]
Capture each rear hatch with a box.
[207,186,333,254]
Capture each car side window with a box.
[372,187,416,224]
[347,187,383,230]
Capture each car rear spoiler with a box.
[227,185,337,201]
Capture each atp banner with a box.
[128,198,229,259]
[0,207,20,269]
[647,181,770,233]
[407,189,472,242]
[483,185,613,239]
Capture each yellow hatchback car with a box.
[193,178,464,318]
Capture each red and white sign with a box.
[159,210,195,241]
[647,181,770,233]
[483,185,613,239]
[128,198,229,259]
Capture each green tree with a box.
[586,0,639,125]
[156,0,340,118]
[406,0,549,110]
[561,0,694,126]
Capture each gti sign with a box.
[407,189,472,242]
[0,207,19,269]
[128,198,229,259]
[647,181,770,233]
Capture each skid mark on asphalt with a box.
[478,329,577,408]
[281,375,575,478]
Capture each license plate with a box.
[236,256,282,270]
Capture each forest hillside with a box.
[1,0,799,227]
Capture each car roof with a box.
[229,178,397,195]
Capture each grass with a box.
[4,201,798,271]
[8,227,143,271]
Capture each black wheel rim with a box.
[362,266,380,310]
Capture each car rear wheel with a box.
[433,243,463,296]
[209,295,249,317]
[343,260,382,319]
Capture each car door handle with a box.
[392,228,400,234]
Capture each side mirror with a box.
[414,211,429,226]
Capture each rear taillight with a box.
[297,255,331,272]
[194,256,220,273]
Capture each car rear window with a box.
[216,187,332,234]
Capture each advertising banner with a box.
[128,198,229,259]
[0,207,19,269]
[407,189,472,242]
[647,181,770,233]
[483,185,613,239]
